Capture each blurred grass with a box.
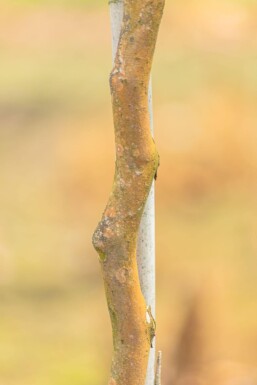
[0,0,257,384]
[0,0,106,9]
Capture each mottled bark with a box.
[92,1,164,384]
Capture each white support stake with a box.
[137,77,155,385]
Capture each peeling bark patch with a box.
[103,227,115,238]
[115,267,127,283]
[105,207,116,218]
[108,379,116,385]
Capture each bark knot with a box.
[146,305,156,348]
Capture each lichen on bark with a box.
[92,0,164,384]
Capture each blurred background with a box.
[0,0,257,384]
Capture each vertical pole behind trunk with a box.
[110,2,155,384]
[137,79,155,385]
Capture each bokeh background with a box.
[0,0,257,384]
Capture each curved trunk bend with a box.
[92,1,164,384]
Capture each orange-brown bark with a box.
[92,0,164,384]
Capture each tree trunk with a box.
[110,2,157,384]
[92,1,164,384]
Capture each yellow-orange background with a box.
[0,0,257,384]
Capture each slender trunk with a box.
[92,1,164,384]
[110,2,156,384]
